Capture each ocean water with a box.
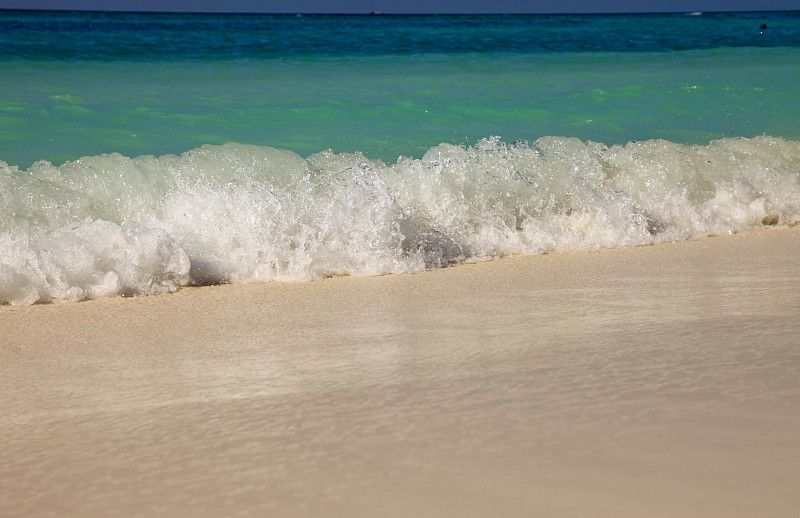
[1,10,799,305]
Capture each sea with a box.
[1,9,799,305]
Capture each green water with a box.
[2,46,799,167]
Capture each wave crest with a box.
[2,136,799,304]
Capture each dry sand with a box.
[2,227,799,517]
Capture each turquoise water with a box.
[2,10,800,304]
[8,49,800,165]
[3,10,800,166]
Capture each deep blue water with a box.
[2,10,799,60]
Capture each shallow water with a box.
[3,10,800,165]
[3,11,800,165]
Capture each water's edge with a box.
[2,135,799,305]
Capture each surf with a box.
[2,135,799,305]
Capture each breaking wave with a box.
[2,135,799,305]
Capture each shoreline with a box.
[2,226,799,517]
[3,225,799,315]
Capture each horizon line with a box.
[1,7,798,16]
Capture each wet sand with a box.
[2,227,799,517]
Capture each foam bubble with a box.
[2,136,799,305]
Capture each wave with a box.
[2,135,799,305]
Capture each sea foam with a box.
[2,136,799,305]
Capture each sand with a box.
[2,227,799,517]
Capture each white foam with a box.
[2,136,799,305]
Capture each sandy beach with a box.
[2,227,799,517]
